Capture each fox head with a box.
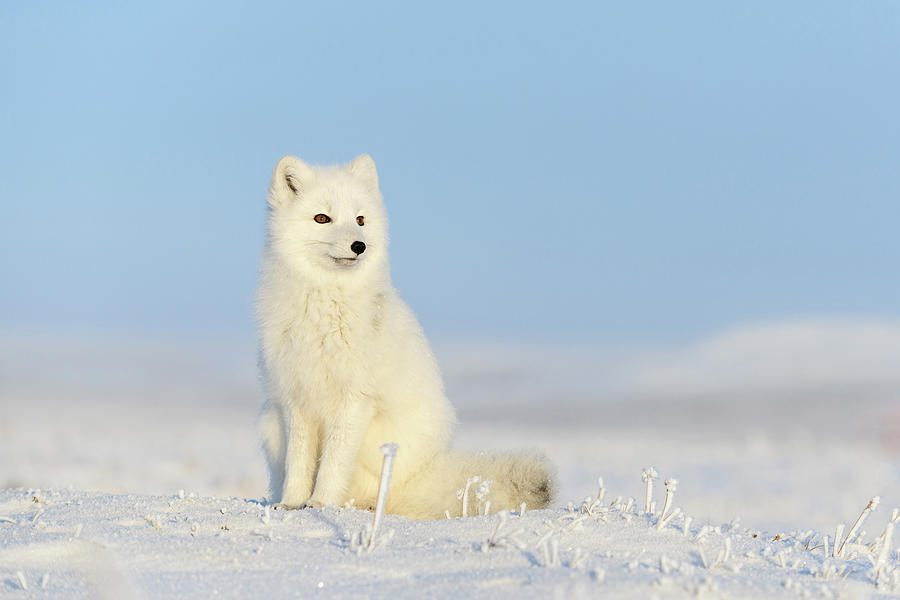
[266,154,389,285]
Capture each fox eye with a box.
[314,214,331,224]
[356,216,365,226]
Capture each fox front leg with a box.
[259,400,287,503]
[278,408,319,509]
[307,398,376,508]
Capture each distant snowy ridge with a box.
[436,318,900,433]
[625,318,900,396]
[3,317,899,407]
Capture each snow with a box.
[2,486,898,598]
[2,321,900,597]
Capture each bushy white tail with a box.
[387,451,555,519]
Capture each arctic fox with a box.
[257,154,553,519]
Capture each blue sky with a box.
[2,1,898,345]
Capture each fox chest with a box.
[274,292,384,400]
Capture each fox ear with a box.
[269,155,314,208]
[350,154,379,189]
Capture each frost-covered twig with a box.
[570,547,588,570]
[802,532,814,550]
[534,527,556,549]
[540,535,560,567]
[694,525,711,542]
[837,496,879,558]
[580,496,606,518]
[698,537,731,570]
[683,516,693,538]
[351,443,398,554]
[657,479,678,530]
[596,476,605,502]
[562,515,588,532]
[642,467,658,514]
[718,537,732,565]
[872,521,894,581]
[658,508,682,531]
[480,510,526,551]
[698,546,709,569]
[870,508,900,553]
[833,524,844,558]
[475,479,492,516]
[458,476,481,518]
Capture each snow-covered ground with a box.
[2,486,898,599]
[2,320,900,597]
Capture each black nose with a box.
[350,241,366,255]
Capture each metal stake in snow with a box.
[367,443,398,552]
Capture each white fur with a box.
[258,155,553,519]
